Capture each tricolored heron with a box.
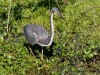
[23,7,64,60]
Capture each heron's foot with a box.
[42,64,49,68]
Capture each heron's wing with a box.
[23,25,37,44]
[29,25,49,45]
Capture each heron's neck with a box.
[48,12,54,45]
[38,12,54,46]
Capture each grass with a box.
[0,0,100,75]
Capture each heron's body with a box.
[23,7,63,59]
[23,24,49,45]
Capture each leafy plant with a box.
[0,0,100,75]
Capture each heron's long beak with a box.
[60,14,64,20]
[56,12,64,20]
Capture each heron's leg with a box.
[28,43,35,57]
[41,47,43,61]
[41,47,49,68]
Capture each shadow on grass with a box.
[24,42,56,59]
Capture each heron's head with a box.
[51,7,64,20]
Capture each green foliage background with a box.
[0,0,100,75]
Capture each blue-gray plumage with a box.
[24,24,49,45]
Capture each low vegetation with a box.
[0,0,100,75]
